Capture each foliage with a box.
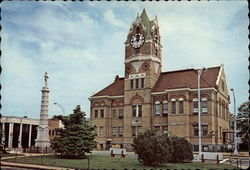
[237,101,249,146]
[51,105,97,159]
[170,136,193,163]
[132,129,173,166]
[52,115,64,121]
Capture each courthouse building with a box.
[89,9,230,151]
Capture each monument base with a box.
[35,139,51,148]
[34,140,52,153]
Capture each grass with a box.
[3,155,239,170]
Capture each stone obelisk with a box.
[35,72,50,149]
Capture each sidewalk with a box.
[1,161,74,170]
[193,151,249,157]
[1,153,70,170]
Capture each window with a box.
[112,127,117,137]
[130,79,134,89]
[223,105,226,119]
[163,100,168,116]
[132,105,137,117]
[193,98,198,114]
[154,101,161,116]
[99,127,104,137]
[141,78,144,88]
[132,126,142,137]
[202,125,208,136]
[138,105,142,117]
[136,79,139,89]
[49,130,51,135]
[171,99,176,114]
[179,98,184,114]
[162,125,168,135]
[132,126,136,136]
[138,126,142,134]
[119,109,123,119]
[112,110,117,118]
[202,98,208,113]
[100,109,104,118]
[193,123,198,136]
[119,127,123,137]
[132,105,142,117]
[219,126,222,138]
[94,110,98,118]
[154,126,160,135]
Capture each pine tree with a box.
[51,105,96,159]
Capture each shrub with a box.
[170,136,193,163]
[132,129,173,166]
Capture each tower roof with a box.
[138,9,158,39]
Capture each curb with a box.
[1,161,74,170]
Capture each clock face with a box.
[154,35,160,50]
[130,33,145,49]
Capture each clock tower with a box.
[123,9,162,147]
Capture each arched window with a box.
[155,101,161,116]
[171,98,176,114]
[178,98,184,114]
[202,97,208,113]
[163,100,168,116]
[193,98,198,114]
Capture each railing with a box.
[220,156,250,169]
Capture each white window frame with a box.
[193,98,198,113]
[201,97,208,113]
[163,100,168,115]
[155,101,161,116]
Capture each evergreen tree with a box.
[51,105,96,159]
[170,136,193,163]
[132,129,173,166]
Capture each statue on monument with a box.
[44,72,49,87]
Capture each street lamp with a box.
[230,88,238,155]
[197,68,206,158]
[54,102,65,115]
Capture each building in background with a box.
[0,116,63,149]
[89,9,231,151]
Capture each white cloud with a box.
[104,9,127,28]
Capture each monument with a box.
[35,72,51,149]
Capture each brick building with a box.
[89,9,230,151]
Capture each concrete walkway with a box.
[1,161,74,170]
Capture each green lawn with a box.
[3,155,239,170]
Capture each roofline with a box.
[151,87,218,95]
[216,64,224,86]
[89,95,124,100]
[161,65,221,75]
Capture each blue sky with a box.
[1,1,249,118]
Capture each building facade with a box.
[89,9,230,151]
[0,116,62,149]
